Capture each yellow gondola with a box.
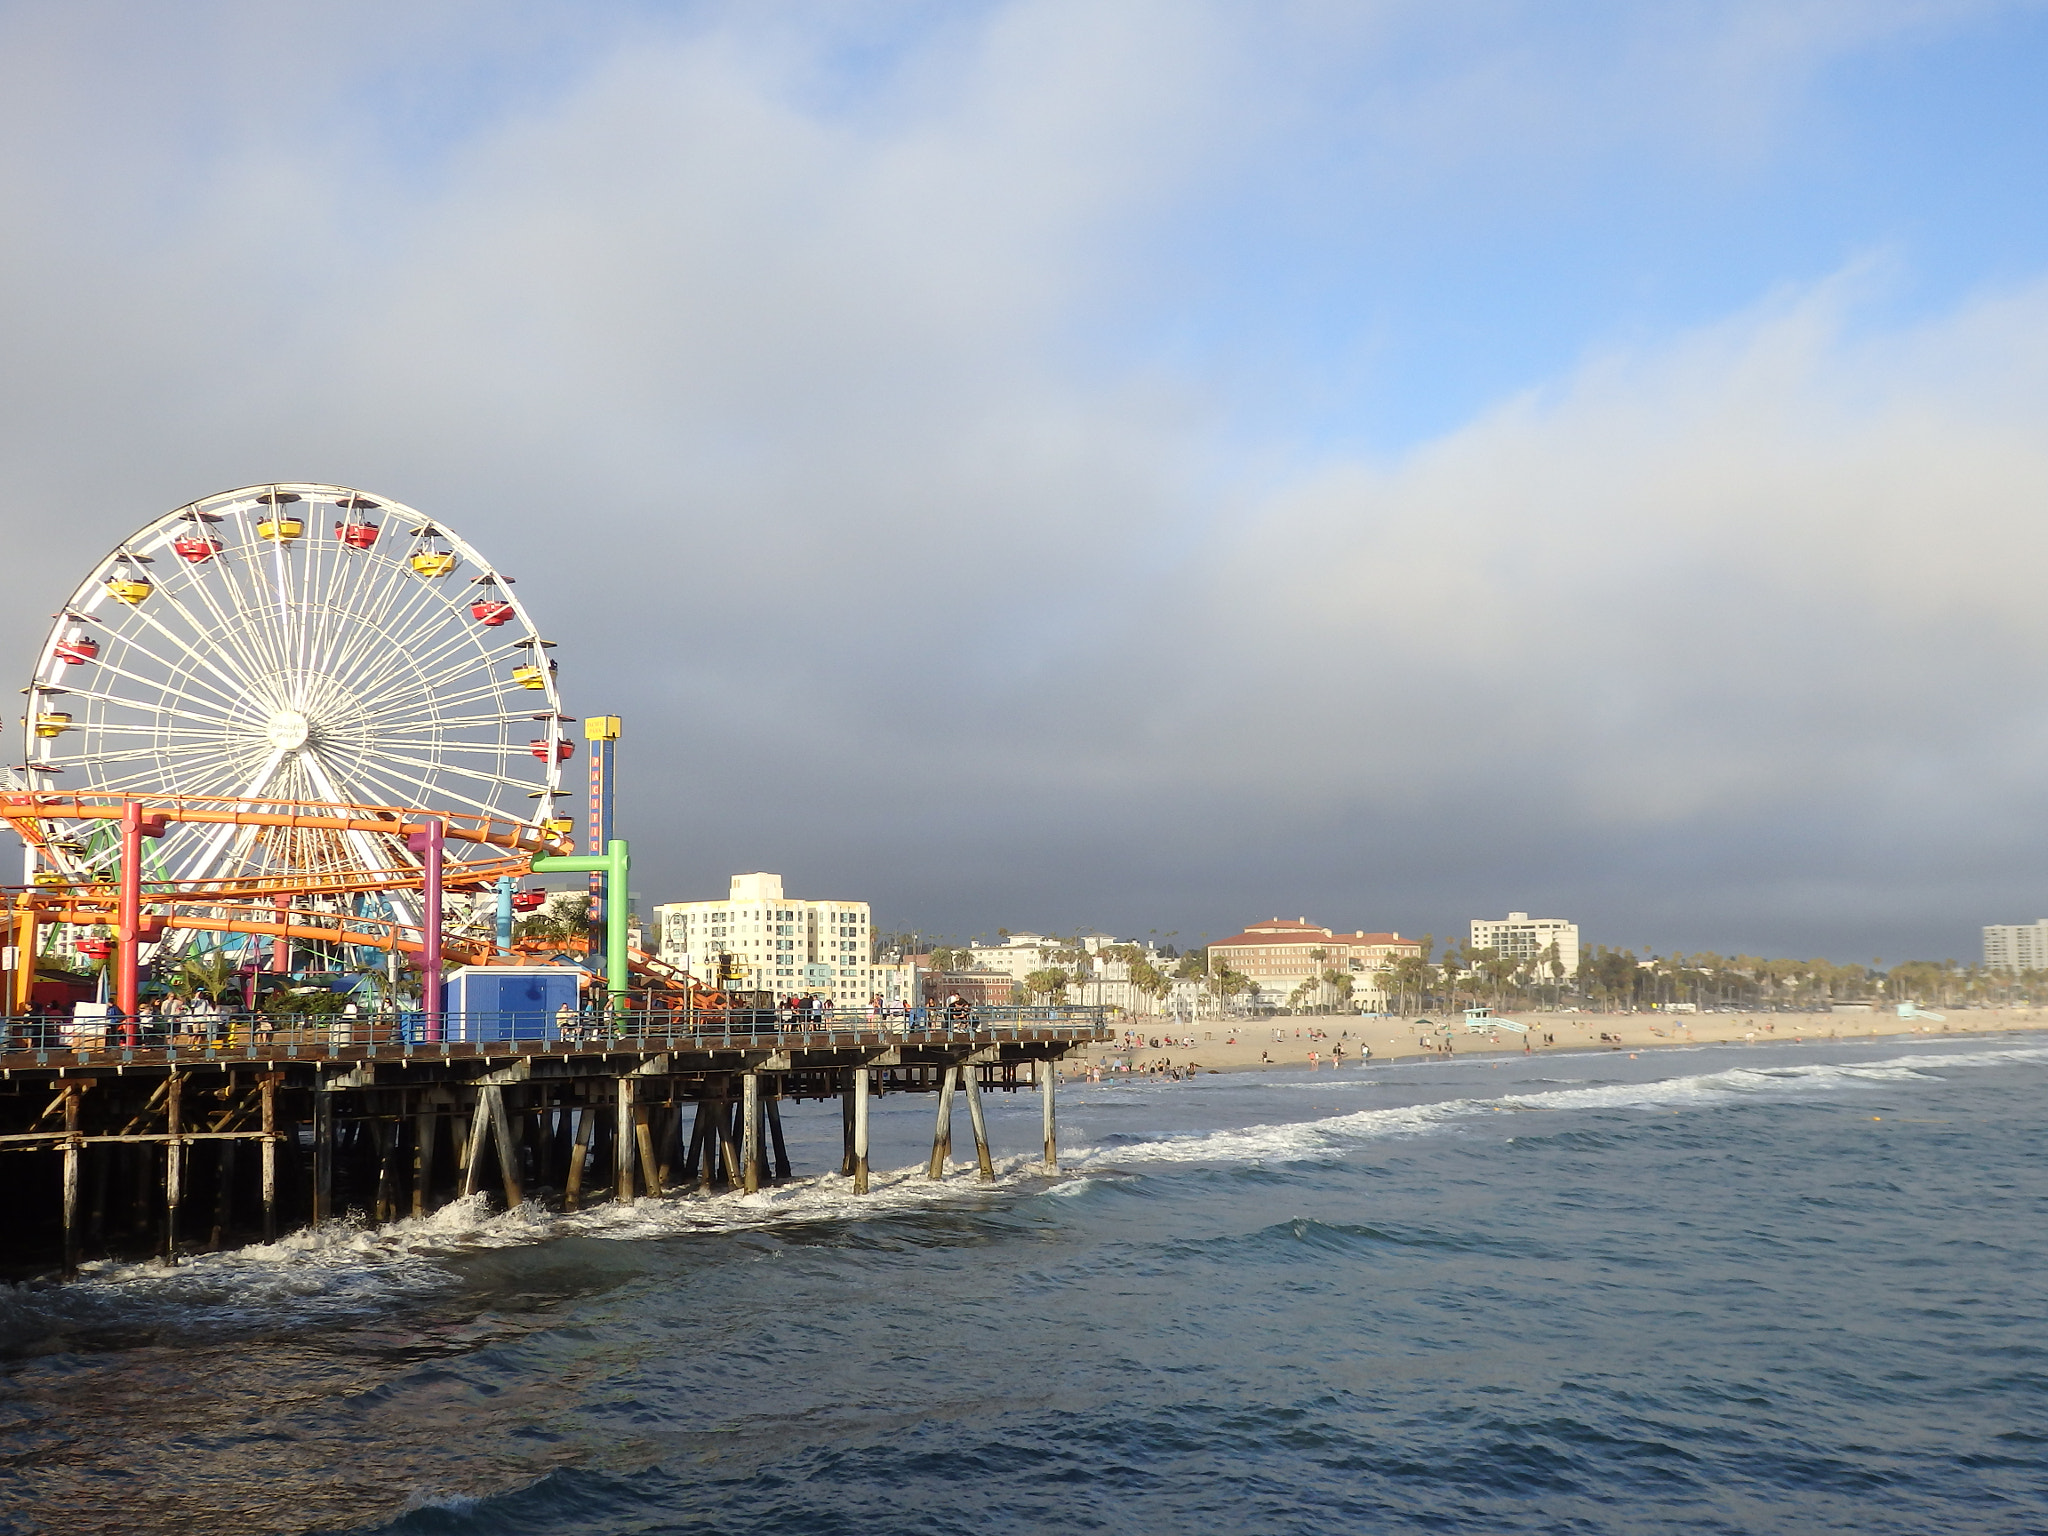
[411,550,458,577]
[543,817,576,838]
[257,515,305,541]
[33,712,71,738]
[31,871,67,888]
[105,576,152,603]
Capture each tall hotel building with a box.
[654,872,872,1004]
[1983,920,2048,973]
[1468,913,1580,974]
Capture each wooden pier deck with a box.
[0,1014,1110,1278]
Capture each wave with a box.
[0,1153,1067,1352]
[1062,1045,2048,1170]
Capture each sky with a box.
[5,0,2048,963]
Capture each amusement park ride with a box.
[0,484,661,1025]
[0,484,1102,1276]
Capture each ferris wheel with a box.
[17,484,573,906]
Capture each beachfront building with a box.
[654,872,872,1005]
[1469,912,1580,976]
[1983,920,2048,972]
[1207,918,1421,1012]
[967,931,1173,1014]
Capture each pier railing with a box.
[0,1003,1111,1064]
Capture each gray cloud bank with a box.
[0,1,2040,962]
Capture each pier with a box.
[0,1008,1108,1277]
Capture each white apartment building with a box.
[654,872,872,1005]
[1983,920,2048,972]
[1469,912,1580,975]
[967,932,1172,1014]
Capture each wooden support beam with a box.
[260,1074,279,1241]
[634,1103,661,1198]
[459,1094,491,1199]
[715,1091,741,1188]
[927,1065,958,1180]
[852,1067,870,1194]
[487,1086,522,1209]
[614,1075,636,1203]
[765,1090,791,1181]
[565,1106,594,1210]
[682,1100,709,1190]
[742,1072,761,1195]
[211,1139,235,1250]
[311,1085,334,1226]
[414,1110,437,1217]
[1041,1058,1057,1172]
[60,1082,81,1277]
[962,1063,995,1183]
[164,1071,184,1257]
[840,1082,855,1177]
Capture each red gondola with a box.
[530,737,575,762]
[334,496,381,548]
[511,888,547,912]
[55,632,99,664]
[472,600,516,625]
[76,938,111,959]
[173,534,223,562]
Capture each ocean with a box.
[1,1036,2043,1534]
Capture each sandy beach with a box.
[1061,1005,2048,1076]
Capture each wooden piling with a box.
[927,1065,958,1179]
[715,1090,741,1187]
[60,1082,81,1277]
[840,1080,855,1176]
[164,1072,183,1256]
[459,1093,491,1199]
[564,1106,593,1210]
[634,1102,661,1198]
[413,1110,437,1217]
[211,1139,235,1250]
[742,1072,761,1195]
[852,1067,871,1194]
[1040,1058,1057,1171]
[962,1063,995,1183]
[765,1090,791,1181]
[615,1075,636,1203]
[312,1083,335,1226]
[682,1100,709,1189]
[259,1074,279,1241]
[486,1087,522,1209]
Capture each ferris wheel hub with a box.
[265,709,312,752]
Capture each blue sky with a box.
[6,1,2048,962]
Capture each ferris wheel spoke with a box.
[335,597,490,702]
[351,752,533,821]
[84,629,255,719]
[137,571,278,703]
[325,557,462,687]
[166,554,294,692]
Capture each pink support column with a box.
[117,801,142,1045]
[408,820,445,1042]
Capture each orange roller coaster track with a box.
[0,792,597,1032]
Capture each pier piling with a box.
[927,1066,957,1179]
[852,1068,871,1194]
[962,1064,995,1183]
[1041,1059,1057,1172]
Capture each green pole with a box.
[531,838,631,1005]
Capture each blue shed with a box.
[440,966,582,1042]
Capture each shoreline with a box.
[1060,1006,2048,1077]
